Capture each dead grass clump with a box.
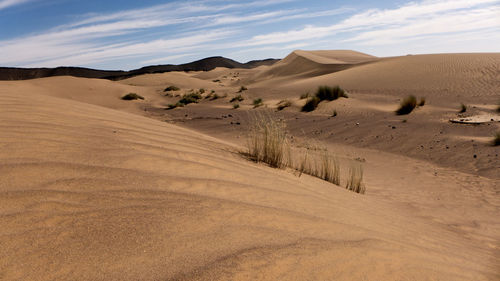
[233,103,240,109]
[166,92,202,109]
[121,93,144,100]
[316,86,347,101]
[230,94,244,102]
[253,98,263,108]
[346,164,365,194]
[493,132,500,146]
[300,92,310,99]
[277,100,292,111]
[238,86,248,93]
[301,96,320,112]
[395,95,417,115]
[418,97,426,107]
[246,112,288,168]
[319,151,340,185]
[164,86,180,92]
[459,103,467,113]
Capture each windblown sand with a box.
[1,50,499,280]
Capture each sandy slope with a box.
[250,50,377,80]
[1,50,500,280]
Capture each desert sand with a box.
[1,50,499,280]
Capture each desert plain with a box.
[0,50,499,280]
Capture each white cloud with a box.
[238,0,500,47]
[0,0,31,10]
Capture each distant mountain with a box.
[0,56,280,81]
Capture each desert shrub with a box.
[164,86,180,92]
[316,86,347,101]
[301,96,320,112]
[395,95,417,115]
[332,110,338,117]
[346,164,366,194]
[277,100,292,111]
[166,102,185,109]
[418,97,426,106]
[179,92,202,105]
[253,98,263,108]
[233,103,240,109]
[230,94,244,102]
[213,79,221,83]
[246,112,288,168]
[121,93,144,100]
[493,132,500,146]
[238,86,248,93]
[199,88,205,94]
[300,92,310,99]
[459,103,467,113]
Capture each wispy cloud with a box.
[0,0,31,10]
[0,0,498,68]
[238,0,500,47]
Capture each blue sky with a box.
[0,0,499,70]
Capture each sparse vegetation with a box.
[230,94,244,103]
[233,103,240,109]
[179,92,202,105]
[246,112,288,168]
[166,92,202,109]
[300,92,310,99]
[253,98,263,108]
[277,100,292,111]
[238,86,248,93]
[300,86,347,112]
[395,95,417,115]
[493,132,500,146]
[121,93,144,100]
[212,79,221,83]
[418,97,426,107]
[199,88,205,94]
[332,110,338,117]
[316,86,348,101]
[301,96,320,112]
[244,112,365,194]
[459,103,467,113]
[346,164,365,194]
[164,86,180,92]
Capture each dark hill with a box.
[0,57,279,81]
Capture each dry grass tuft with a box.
[418,97,426,107]
[246,112,289,168]
[493,132,500,146]
[277,100,292,111]
[395,95,417,115]
[459,103,467,113]
[346,164,365,194]
[121,93,144,100]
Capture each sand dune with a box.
[251,50,377,80]
[1,50,499,280]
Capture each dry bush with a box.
[301,96,320,112]
[121,93,144,100]
[418,97,426,106]
[277,100,292,111]
[493,132,500,146]
[396,95,417,115]
[246,112,289,168]
[346,164,366,194]
[253,98,263,108]
[164,86,180,92]
[459,103,467,113]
